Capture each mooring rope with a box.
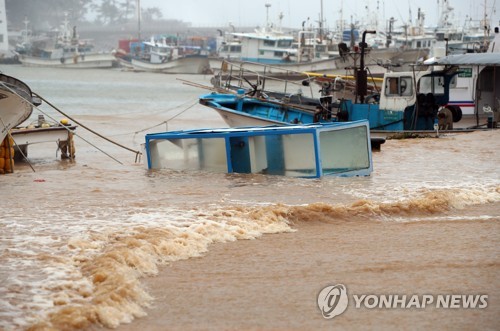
[0,79,140,165]
[132,100,199,136]
[32,92,142,164]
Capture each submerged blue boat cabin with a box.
[144,121,372,178]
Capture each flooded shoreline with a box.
[0,66,498,330]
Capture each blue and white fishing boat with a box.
[199,90,328,128]
[201,57,466,137]
[144,121,372,178]
[199,72,385,149]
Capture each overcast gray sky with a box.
[140,0,499,30]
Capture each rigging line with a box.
[75,98,199,139]
[33,92,141,158]
[133,99,199,135]
[0,81,128,165]
[145,97,199,117]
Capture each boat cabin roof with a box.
[147,121,369,139]
[230,32,294,41]
[428,53,500,66]
[144,121,372,178]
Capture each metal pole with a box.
[137,0,141,40]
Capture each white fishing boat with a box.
[433,0,494,54]
[426,34,500,128]
[15,15,116,69]
[0,74,77,173]
[211,10,428,76]
[0,73,38,173]
[210,4,343,75]
[425,25,500,116]
[0,73,37,143]
[210,27,339,75]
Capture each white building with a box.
[0,0,8,55]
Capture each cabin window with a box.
[148,138,227,172]
[230,45,241,52]
[277,40,292,48]
[386,77,399,95]
[416,41,421,48]
[320,127,370,174]
[419,76,445,95]
[278,133,316,176]
[274,51,284,57]
[263,40,276,47]
[400,77,413,96]
[316,45,326,52]
[385,76,413,96]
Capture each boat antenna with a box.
[265,3,271,31]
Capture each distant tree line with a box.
[6,0,163,30]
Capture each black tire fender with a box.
[448,105,463,122]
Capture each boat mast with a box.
[319,0,323,41]
[137,0,141,40]
[265,3,271,32]
[482,0,489,51]
[22,16,29,45]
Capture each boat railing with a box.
[213,59,318,101]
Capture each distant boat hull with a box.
[333,47,430,74]
[210,48,429,76]
[209,57,339,75]
[131,56,211,74]
[17,53,116,68]
[0,74,35,143]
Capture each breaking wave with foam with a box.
[1,185,497,330]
